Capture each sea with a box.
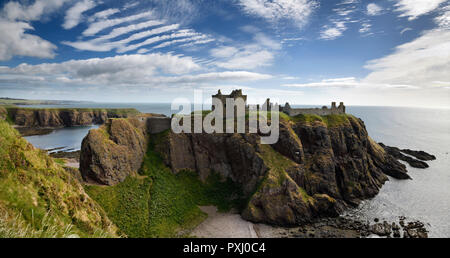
[21,103,450,237]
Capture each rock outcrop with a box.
[379,143,435,169]
[80,118,148,185]
[5,107,139,128]
[153,115,408,226]
[79,114,409,226]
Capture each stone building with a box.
[212,89,247,117]
[211,89,345,117]
[282,102,346,116]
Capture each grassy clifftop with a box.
[0,120,119,238]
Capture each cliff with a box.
[0,120,119,237]
[80,117,148,185]
[5,107,140,128]
[79,113,409,228]
[154,114,408,225]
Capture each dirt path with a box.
[191,206,284,238]
[64,158,79,168]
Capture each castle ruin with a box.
[212,89,247,116]
[282,101,345,116]
[211,89,345,116]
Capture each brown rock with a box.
[6,107,138,128]
[80,118,147,185]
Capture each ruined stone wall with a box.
[286,108,345,116]
[146,117,171,134]
[283,102,345,116]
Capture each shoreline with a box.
[190,206,429,238]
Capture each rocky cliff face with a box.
[79,114,409,226]
[154,115,408,226]
[6,107,139,128]
[80,118,148,185]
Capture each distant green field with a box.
[0,98,61,105]
[4,106,141,116]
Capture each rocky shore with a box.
[273,216,428,238]
[379,143,436,169]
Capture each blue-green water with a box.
[22,103,450,237]
[24,125,99,153]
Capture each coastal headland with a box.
[0,94,435,238]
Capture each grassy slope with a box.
[0,120,118,238]
[85,130,245,238]
[279,112,352,127]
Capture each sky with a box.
[0,0,449,107]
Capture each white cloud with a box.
[210,46,239,58]
[213,49,274,70]
[367,3,383,16]
[90,8,120,22]
[320,21,347,40]
[0,20,56,61]
[435,4,450,29]
[284,77,362,88]
[319,0,358,40]
[253,33,282,50]
[117,29,200,53]
[0,0,67,61]
[364,29,450,88]
[63,0,97,29]
[359,23,372,34]
[63,24,181,52]
[0,53,199,84]
[238,0,318,28]
[152,35,213,49]
[209,32,280,70]
[95,20,167,42]
[394,0,447,20]
[0,53,272,88]
[1,0,69,21]
[157,71,273,84]
[400,27,413,34]
[82,11,154,36]
[283,77,418,89]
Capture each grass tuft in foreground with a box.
[0,120,118,238]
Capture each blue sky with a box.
[0,0,449,107]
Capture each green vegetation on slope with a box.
[0,120,118,238]
[288,113,351,127]
[85,130,245,238]
[258,145,313,202]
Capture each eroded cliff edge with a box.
[79,114,409,227]
[4,107,140,128]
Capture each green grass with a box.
[257,145,312,202]
[293,114,351,127]
[53,158,66,166]
[85,131,245,238]
[85,177,151,238]
[0,120,118,238]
